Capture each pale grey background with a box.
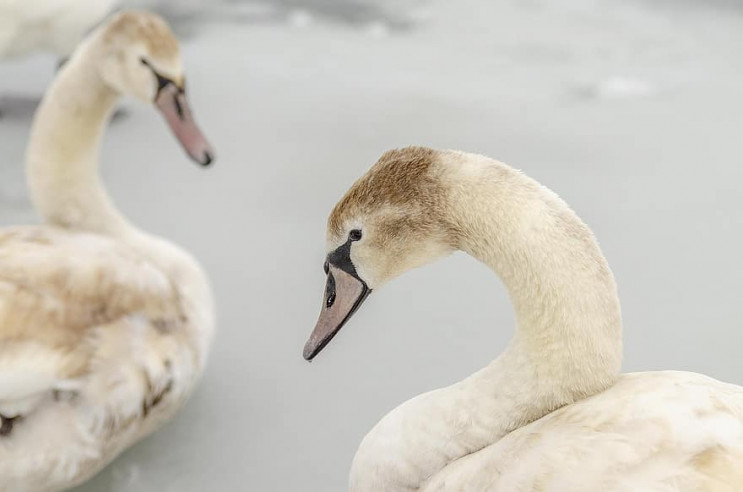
[1,0,742,490]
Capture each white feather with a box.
[345,149,743,491]
[0,13,214,492]
[0,0,120,58]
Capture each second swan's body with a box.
[0,12,215,491]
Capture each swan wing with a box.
[424,372,743,491]
[0,0,120,56]
[0,226,185,420]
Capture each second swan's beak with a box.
[303,264,370,361]
[155,83,215,167]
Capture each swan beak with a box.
[303,264,370,361]
[155,84,215,167]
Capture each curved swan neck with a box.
[351,151,622,490]
[441,151,623,399]
[26,42,130,236]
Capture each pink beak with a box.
[303,264,371,361]
[155,83,215,166]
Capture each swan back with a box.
[0,0,120,58]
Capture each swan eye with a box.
[349,229,362,242]
[323,260,329,274]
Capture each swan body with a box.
[0,0,120,59]
[420,371,743,491]
[0,12,215,491]
[303,147,743,491]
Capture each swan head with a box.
[93,11,214,166]
[304,147,456,360]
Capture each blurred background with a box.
[1,0,742,490]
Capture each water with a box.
[1,1,742,490]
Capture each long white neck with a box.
[26,43,132,236]
[351,151,623,490]
[24,39,215,362]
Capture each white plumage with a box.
[418,372,743,491]
[0,0,120,59]
[306,147,743,491]
[0,12,215,491]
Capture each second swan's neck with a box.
[26,44,130,236]
[351,150,622,490]
[24,42,216,367]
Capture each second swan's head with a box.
[80,10,214,166]
[303,147,459,360]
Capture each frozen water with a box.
[0,1,742,490]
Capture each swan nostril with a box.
[325,273,335,309]
[325,271,336,308]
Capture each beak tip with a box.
[303,347,316,361]
[200,150,214,167]
[302,267,372,364]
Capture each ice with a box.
[288,9,313,28]
[0,1,742,490]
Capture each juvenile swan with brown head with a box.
[305,147,743,491]
[0,11,215,491]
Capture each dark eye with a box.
[349,229,362,241]
[140,57,148,66]
[323,260,329,274]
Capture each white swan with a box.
[0,11,215,491]
[0,0,120,59]
[303,147,743,491]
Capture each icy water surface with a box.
[1,1,742,490]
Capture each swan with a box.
[303,147,743,491]
[0,0,120,60]
[0,11,215,491]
